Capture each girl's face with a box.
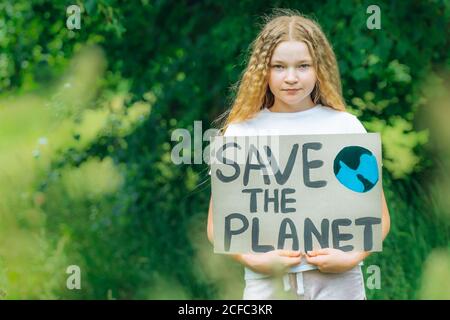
[268,41,317,111]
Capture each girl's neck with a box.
[269,97,316,113]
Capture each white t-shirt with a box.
[214,104,367,280]
[223,104,367,137]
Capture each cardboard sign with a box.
[210,133,382,254]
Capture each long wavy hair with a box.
[216,9,346,134]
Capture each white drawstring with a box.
[283,274,291,291]
[283,273,305,296]
[296,272,305,295]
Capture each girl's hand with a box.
[241,250,302,276]
[305,248,364,273]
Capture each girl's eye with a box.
[271,64,310,70]
[298,64,310,69]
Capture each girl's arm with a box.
[381,189,391,241]
[207,197,214,244]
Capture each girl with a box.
[207,9,390,300]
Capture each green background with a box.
[0,0,449,299]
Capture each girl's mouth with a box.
[284,89,300,94]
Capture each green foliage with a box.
[0,0,449,299]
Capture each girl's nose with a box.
[285,68,298,83]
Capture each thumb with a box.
[307,248,331,256]
[306,254,324,265]
[315,248,332,255]
[277,249,301,257]
[280,256,302,267]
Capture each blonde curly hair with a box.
[217,9,346,134]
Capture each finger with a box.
[277,249,301,257]
[315,248,332,255]
[306,255,324,266]
[305,255,316,264]
[307,248,330,256]
[306,250,317,257]
[280,256,302,267]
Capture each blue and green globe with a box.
[333,146,379,193]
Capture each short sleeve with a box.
[223,122,248,136]
[349,115,367,133]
